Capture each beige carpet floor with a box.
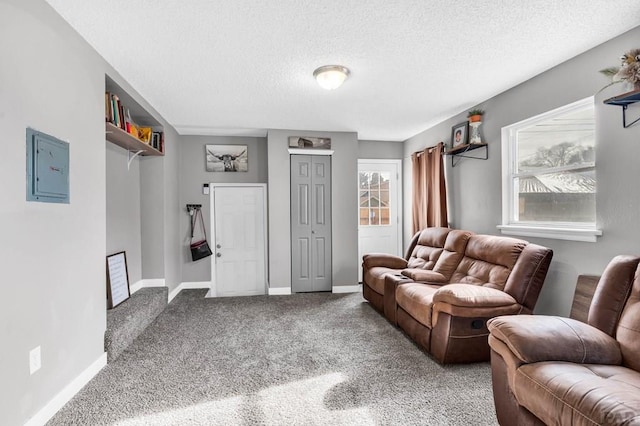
[49,290,498,425]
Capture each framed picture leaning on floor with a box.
[106,251,130,309]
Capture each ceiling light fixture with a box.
[313,65,350,90]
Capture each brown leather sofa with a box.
[488,255,640,425]
[362,227,553,363]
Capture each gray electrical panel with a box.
[26,128,70,204]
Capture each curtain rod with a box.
[413,141,443,157]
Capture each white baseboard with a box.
[268,287,292,295]
[25,353,107,426]
[169,281,211,302]
[130,278,166,294]
[332,284,362,294]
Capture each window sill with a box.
[497,224,602,242]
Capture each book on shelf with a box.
[151,131,164,151]
[124,109,131,133]
[105,90,164,153]
[118,103,126,131]
[111,94,120,127]
[105,93,112,122]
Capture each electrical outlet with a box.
[29,346,41,375]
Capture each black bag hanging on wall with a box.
[190,208,213,261]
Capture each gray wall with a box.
[0,1,106,424]
[106,143,142,284]
[358,139,404,159]
[268,130,359,289]
[162,126,182,290]
[0,1,182,424]
[404,25,640,317]
[179,135,268,283]
[140,157,165,279]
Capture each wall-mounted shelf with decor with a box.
[444,143,488,167]
[603,88,640,128]
[105,75,164,169]
[105,123,163,156]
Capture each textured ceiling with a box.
[45,1,640,141]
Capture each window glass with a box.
[502,98,596,228]
[358,171,391,226]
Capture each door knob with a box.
[216,253,222,257]
[312,230,316,234]
[216,244,221,249]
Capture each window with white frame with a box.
[499,97,601,242]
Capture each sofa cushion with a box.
[415,227,450,248]
[514,362,640,425]
[448,235,527,290]
[400,268,447,284]
[432,230,473,280]
[396,283,439,328]
[407,246,444,269]
[406,227,450,269]
[449,257,511,289]
[466,234,527,269]
[434,284,518,308]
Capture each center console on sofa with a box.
[362,227,553,364]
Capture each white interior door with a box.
[358,160,402,282]
[210,185,267,297]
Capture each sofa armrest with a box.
[362,253,407,269]
[488,315,622,365]
[433,284,518,308]
[400,268,447,284]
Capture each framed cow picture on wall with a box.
[205,145,248,172]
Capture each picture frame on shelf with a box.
[451,122,469,148]
[288,136,332,150]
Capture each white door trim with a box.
[357,159,403,256]
[209,183,269,297]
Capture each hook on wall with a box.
[186,204,202,216]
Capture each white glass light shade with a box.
[313,65,350,90]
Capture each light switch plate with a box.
[29,346,41,375]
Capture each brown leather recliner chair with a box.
[488,255,640,425]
